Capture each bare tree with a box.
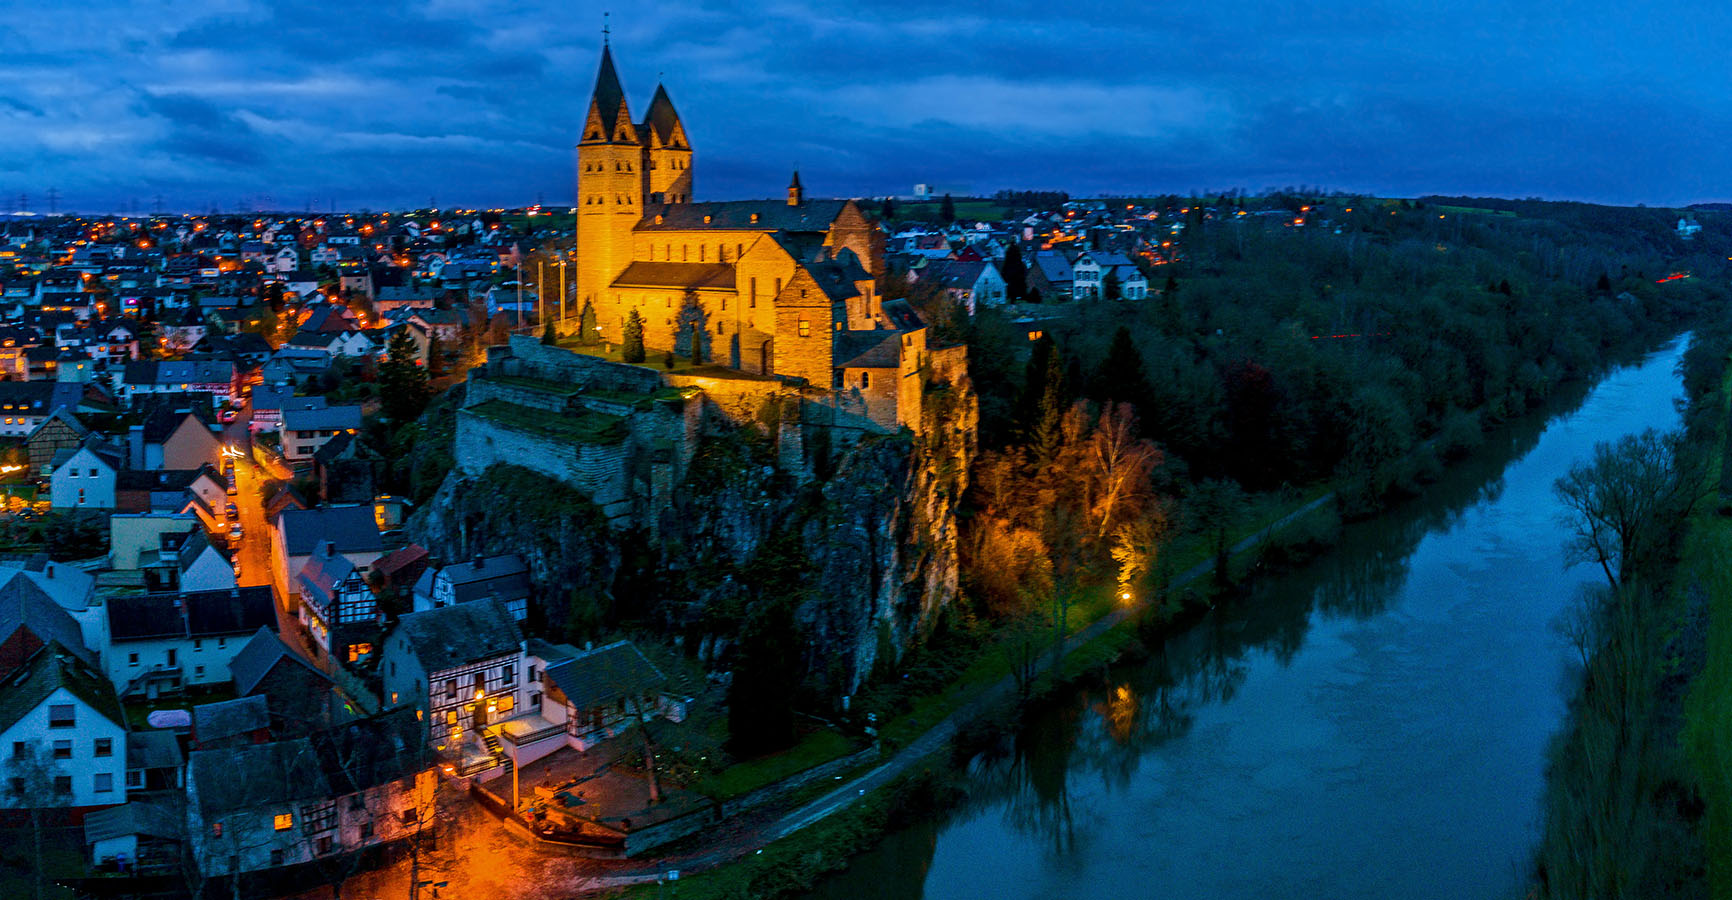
[2,744,59,900]
[1554,428,1706,590]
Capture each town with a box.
[0,39,1354,900]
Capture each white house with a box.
[281,405,363,462]
[101,587,279,699]
[50,436,122,510]
[411,554,531,621]
[378,600,526,774]
[248,387,327,434]
[271,505,384,611]
[0,644,129,810]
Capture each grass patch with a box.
[699,729,857,801]
[1684,366,1732,896]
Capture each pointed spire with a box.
[586,43,630,142]
[787,169,804,207]
[645,83,684,147]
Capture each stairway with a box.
[482,730,502,756]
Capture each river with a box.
[804,335,1690,900]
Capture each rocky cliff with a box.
[407,373,977,699]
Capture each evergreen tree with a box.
[940,193,956,224]
[621,308,646,363]
[1021,335,1067,464]
[542,319,557,345]
[1000,246,1027,303]
[378,329,428,422]
[1104,266,1123,301]
[881,196,896,220]
[1095,326,1147,405]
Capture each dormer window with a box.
[750,213,759,224]
[655,215,664,225]
[703,215,712,224]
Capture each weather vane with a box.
[602,11,610,45]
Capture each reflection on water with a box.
[804,336,1689,900]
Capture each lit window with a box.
[798,319,811,338]
[273,813,293,831]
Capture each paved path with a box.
[566,491,1338,891]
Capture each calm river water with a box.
[805,335,1689,900]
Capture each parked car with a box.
[227,522,243,543]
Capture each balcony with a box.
[496,714,565,749]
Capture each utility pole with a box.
[45,187,58,215]
[537,259,545,331]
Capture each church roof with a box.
[643,84,684,147]
[636,199,849,233]
[612,261,736,292]
[834,331,903,369]
[587,45,629,135]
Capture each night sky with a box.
[2,0,1724,213]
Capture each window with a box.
[861,372,871,389]
[501,664,515,686]
[401,808,419,825]
[10,742,23,759]
[94,738,112,757]
[530,691,542,709]
[529,665,538,683]
[128,652,139,666]
[194,639,202,652]
[798,319,811,338]
[270,849,284,867]
[302,802,336,834]
[218,637,226,649]
[749,277,757,307]
[195,665,205,678]
[446,679,457,699]
[273,813,293,831]
[391,691,399,705]
[7,777,22,796]
[127,770,142,789]
[94,773,113,794]
[52,775,71,795]
[48,704,73,727]
[166,649,176,667]
[52,740,71,760]
[359,820,373,840]
[316,835,334,855]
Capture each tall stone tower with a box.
[641,84,693,204]
[575,43,644,320]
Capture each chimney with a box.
[473,554,483,569]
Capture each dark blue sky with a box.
[2,0,1724,212]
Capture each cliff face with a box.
[408,373,977,699]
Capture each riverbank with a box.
[1684,331,1732,897]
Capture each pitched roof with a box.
[188,738,327,815]
[193,695,270,744]
[229,626,329,697]
[282,404,363,432]
[125,729,182,771]
[297,541,359,607]
[277,505,382,556]
[391,599,521,674]
[106,587,276,642]
[635,199,850,233]
[24,407,86,444]
[643,83,684,146]
[542,640,665,710]
[373,543,429,580]
[82,799,183,845]
[587,44,629,136]
[834,331,903,369]
[611,261,735,291]
[0,642,123,735]
[437,554,531,605]
[0,573,94,668]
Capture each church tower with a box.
[641,84,693,204]
[575,42,644,334]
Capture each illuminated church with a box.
[572,40,943,429]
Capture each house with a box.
[0,556,101,650]
[124,730,183,794]
[249,386,327,434]
[0,381,75,438]
[83,799,183,873]
[313,432,382,504]
[372,544,431,598]
[535,638,671,752]
[1027,250,1074,301]
[0,574,97,677]
[1073,251,1145,300]
[272,505,384,611]
[118,360,237,407]
[919,259,1007,313]
[184,708,434,881]
[115,467,219,515]
[102,587,278,699]
[49,435,122,510]
[192,695,272,750]
[108,513,200,570]
[297,541,383,665]
[1679,217,1703,239]
[139,529,236,594]
[0,642,128,811]
[378,600,526,768]
[129,401,223,471]
[24,408,88,476]
[228,626,337,738]
[410,554,531,621]
[281,405,362,463]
